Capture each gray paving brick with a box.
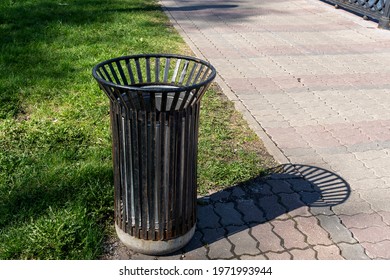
[340,212,386,229]
[316,214,357,244]
[338,243,370,260]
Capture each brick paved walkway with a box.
[105,0,390,259]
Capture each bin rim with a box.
[92,53,216,93]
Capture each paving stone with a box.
[288,155,328,167]
[157,251,183,260]
[240,254,267,260]
[214,202,244,226]
[131,253,157,260]
[362,240,390,259]
[197,204,220,229]
[288,178,316,192]
[378,211,390,225]
[231,187,247,198]
[227,226,260,256]
[257,195,288,220]
[295,216,333,246]
[236,199,266,224]
[266,252,291,260]
[316,214,356,243]
[332,198,373,215]
[201,227,226,246]
[310,206,334,216]
[354,149,389,161]
[300,191,322,206]
[250,222,284,253]
[290,248,317,260]
[351,178,387,190]
[210,190,231,202]
[267,179,295,194]
[313,245,343,260]
[247,181,274,196]
[339,213,385,229]
[207,238,234,260]
[359,189,390,211]
[350,226,390,243]
[283,147,319,158]
[338,242,370,260]
[288,205,313,217]
[272,220,307,249]
[182,231,207,260]
[279,192,306,213]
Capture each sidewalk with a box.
[107,0,390,259]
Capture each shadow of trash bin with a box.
[92,54,216,255]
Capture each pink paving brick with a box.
[240,254,267,260]
[336,133,371,146]
[304,133,342,148]
[251,223,284,253]
[290,248,316,260]
[314,245,344,260]
[358,124,390,142]
[295,125,327,136]
[288,206,313,217]
[272,220,307,249]
[225,78,258,92]
[326,122,365,136]
[266,252,291,260]
[299,73,390,89]
[339,213,385,229]
[350,226,390,243]
[247,77,281,91]
[362,241,390,259]
[379,211,390,225]
[294,216,333,246]
[273,137,310,150]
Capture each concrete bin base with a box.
[115,223,196,255]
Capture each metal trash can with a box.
[92,54,216,255]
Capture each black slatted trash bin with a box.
[92,54,216,255]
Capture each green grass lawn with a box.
[0,0,275,259]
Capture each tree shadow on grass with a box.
[0,0,165,118]
[181,163,350,257]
